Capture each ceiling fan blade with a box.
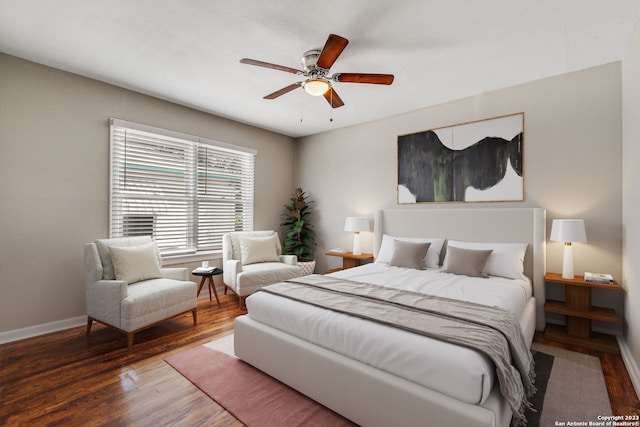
[240,58,302,75]
[316,34,349,70]
[264,82,303,99]
[334,73,394,85]
[323,87,345,108]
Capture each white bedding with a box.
[245,263,533,405]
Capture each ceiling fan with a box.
[240,34,394,108]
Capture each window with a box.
[109,118,256,256]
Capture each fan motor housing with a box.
[301,49,323,74]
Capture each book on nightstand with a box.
[584,272,614,284]
[193,266,218,273]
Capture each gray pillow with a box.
[388,240,430,269]
[443,246,493,278]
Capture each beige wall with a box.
[0,48,631,369]
[622,22,640,391]
[0,53,296,333]
[297,62,623,328]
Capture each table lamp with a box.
[344,217,370,255]
[550,219,587,279]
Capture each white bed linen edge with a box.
[245,263,532,405]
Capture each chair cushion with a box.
[238,234,280,265]
[235,263,303,296]
[109,241,162,284]
[121,278,196,332]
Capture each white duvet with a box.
[245,263,532,405]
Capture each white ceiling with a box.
[1,0,639,138]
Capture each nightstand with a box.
[543,272,620,353]
[325,251,374,273]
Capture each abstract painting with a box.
[397,113,524,203]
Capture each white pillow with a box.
[108,241,162,284]
[238,235,280,265]
[376,235,445,269]
[444,240,528,280]
[96,236,154,280]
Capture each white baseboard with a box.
[619,336,640,399]
[0,315,87,345]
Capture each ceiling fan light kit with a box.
[240,34,394,108]
[303,79,330,96]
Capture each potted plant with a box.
[281,187,317,274]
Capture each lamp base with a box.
[562,243,575,279]
[352,232,362,256]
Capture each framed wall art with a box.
[397,112,524,203]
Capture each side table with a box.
[325,251,374,273]
[192,268,223,307]
[543,272,620,353]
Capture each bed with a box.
[234,208,546,427]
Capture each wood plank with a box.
[545,272,620,290]
[544,300,621,323]
[544,324,620,354]
[0,294,245,426]
[1,293,638,424]
[325,251,374,261]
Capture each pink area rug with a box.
[165,345,357,427]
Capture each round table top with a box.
[191,267,223,276]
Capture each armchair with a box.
[222,230,303,308]
[84,236,197,349]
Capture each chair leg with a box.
[239,296,246,309]
[86,317,94,335]
[192,308,198,325]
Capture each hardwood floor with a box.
[1,295,638,425]
[1,294,246,426]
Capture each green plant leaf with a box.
[280,187,316,257]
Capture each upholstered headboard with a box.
[374,208,546,330]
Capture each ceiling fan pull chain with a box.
[329,91,333,122]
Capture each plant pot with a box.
[297,260,316,276]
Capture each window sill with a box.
[162,250,222,266]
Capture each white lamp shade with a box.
[550,219,587,243]
[344,217,370,232]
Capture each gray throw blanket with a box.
[257,274,535,426]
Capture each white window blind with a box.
[109,119,255,256]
